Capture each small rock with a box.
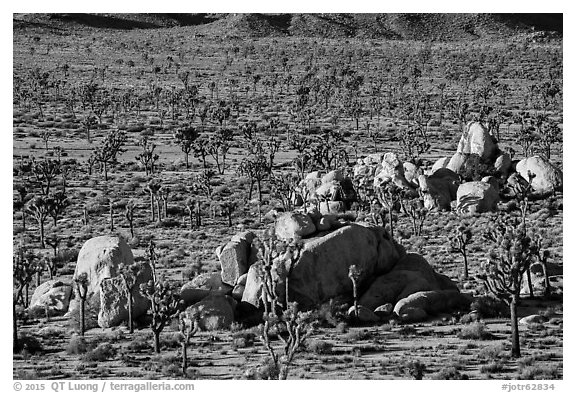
[347,305,380,322]
[519,314,548,325]
[275,211,316,240]
[374,303,394,317]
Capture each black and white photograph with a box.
[8,3,568,386]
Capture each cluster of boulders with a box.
[352,121,563,214]
[295,169,357,214]
[185,211,471,325]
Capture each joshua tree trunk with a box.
[525,269,534,298]
[13,300,18,351]
[103,161,108,181]
[156,199,162,223]
[181,341,188,374]
[510,297,520,358]
[39,220,45,248]
[153,330,161,354]
[36,271,41,287]
[21,210,26,231]
[128,293,133,334]
[80,298,86,336]
[149,193,155,222]
[462,248,469,279]
[184,153,189,169]
[83,207,89,225]
[109,202,114,231]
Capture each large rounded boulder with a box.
[28,280,73,316]
[97,262,152,328]
[516,155,563,197]
[456,121,498,161]
[69,236,134,314]
[242,223,404,308]
[456,180,499,214]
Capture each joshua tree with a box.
[184,198,201,228]
[376,182,402,239]
[81,115,97,144]
[31,157,61,196]
[124,201,136,238]
[219,200,237,227]
[482,215,535,358]
[41,129,51,150]
[46,190,69,227]
[92,129,127,181]
[207,128,233,175]
[140,279,182,353]
[45,255,62,280]
[270,172,300,212]
[160,186,170,220]
[45,233,61,259]
[178,312,199,375]
[146,179,161,223]
[401,195,428,237]
[448,224,473,279]
[238,154,269,204]
[255,231,310,377]
[74,272,89,336]
[147,240,158,284]
[174,126,198,169]
[348,265,361,319]
[13,246,42,308]
[260,300,311,380]
[135,137,159,176]
[26,195,50,248]
[119,262,146,334]
[14,184,28,231]
[83,205,89,225]
[530,232,552,298]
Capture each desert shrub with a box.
[232,331,257,349]
[310,298,349,328]
[516,364,561,380]
[81,343,117,362]
[15,333,43,355]
[478,343,507,360]
[343,329,373,343]
[15,369,40,379]
[161,364,182,377]
[38,326,65,339]
[397,326,418,337]
[432,366,469,380]
[306,339,333,355]
[66,335,88,355]
[127,335,151,352]
[480,361,505,373]
[458,322,492,340]
[470,296,509,318]
[161,332,183,349]
[244,357,280,380]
